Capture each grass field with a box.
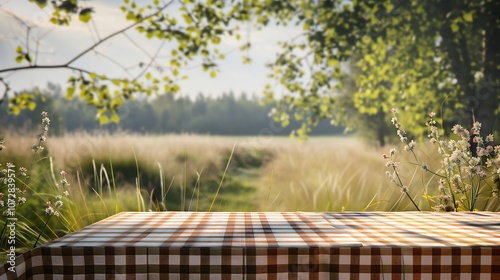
[1,131,499,260]
[43,133,409,212]
[1,132,466,212]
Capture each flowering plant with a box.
[0,111,70,251]
[385,108,499,211]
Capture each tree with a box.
[256,0,499,143]
[2,1,499,143]
[0,0,252,123]
[0,84,64,135]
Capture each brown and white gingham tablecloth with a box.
[1,211,499,279]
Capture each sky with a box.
[0,0,301,99]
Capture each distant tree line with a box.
[0,84,344,136]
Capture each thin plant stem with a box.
[109,159,120,213]
[392,166,420,211]
[183,161,187,211]
[33,215,52,248]
[265,168,274,211]
[208,144,235,212]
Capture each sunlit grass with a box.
[41,132,448,212]
[1,131,499,263]
[255,137,395,211]
[3,132,499,214]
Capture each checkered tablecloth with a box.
[1,212,499,279]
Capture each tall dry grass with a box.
[255,137,426,211]
[2,129,498,264]
[44,132,447,212]
[47,132,235,178]
[4,132,496,214]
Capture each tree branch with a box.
[91,50,134,79]
[0,77,10,103]
[0,0,174,76]
[64,0,174,66]
[123,32,155,59]
[132,39,167,82]
[0,65,92,75]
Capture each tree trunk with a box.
[375,110,386,146]
[437,0,499,135]
[480,1,500,135]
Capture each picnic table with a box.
[1,211,499,279]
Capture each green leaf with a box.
[172,84,180,93]
[111,79,121,86]
[15,46,22,53]
[66,86,75,99]
[111,113,120,123]
[145,72,152,80]
[59,1,77,12]
[210,70,217,78]
[30,0,48,9]
[450,22,459,33]
[182,14,192,24]
[15,56,23,64]
[79,8,93,23]
[78,87,84,97]
[9,105,20,115]
[212,37,221,44]
[242,56,252,64]
[364,54,375,66]
[111,97,123,109]
[126,11,136,21]
[303,21,310,31]
[28,102,36,111]
[463,12,473,22]
[327,58,338,67]
[99,114,109,124]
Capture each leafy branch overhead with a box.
[1,0,253,124]
[1,0,499,139]
[28,0,93,25]
[255,0,500,140]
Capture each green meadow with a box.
[1,131,499,263]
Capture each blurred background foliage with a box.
[0,83,344,137]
